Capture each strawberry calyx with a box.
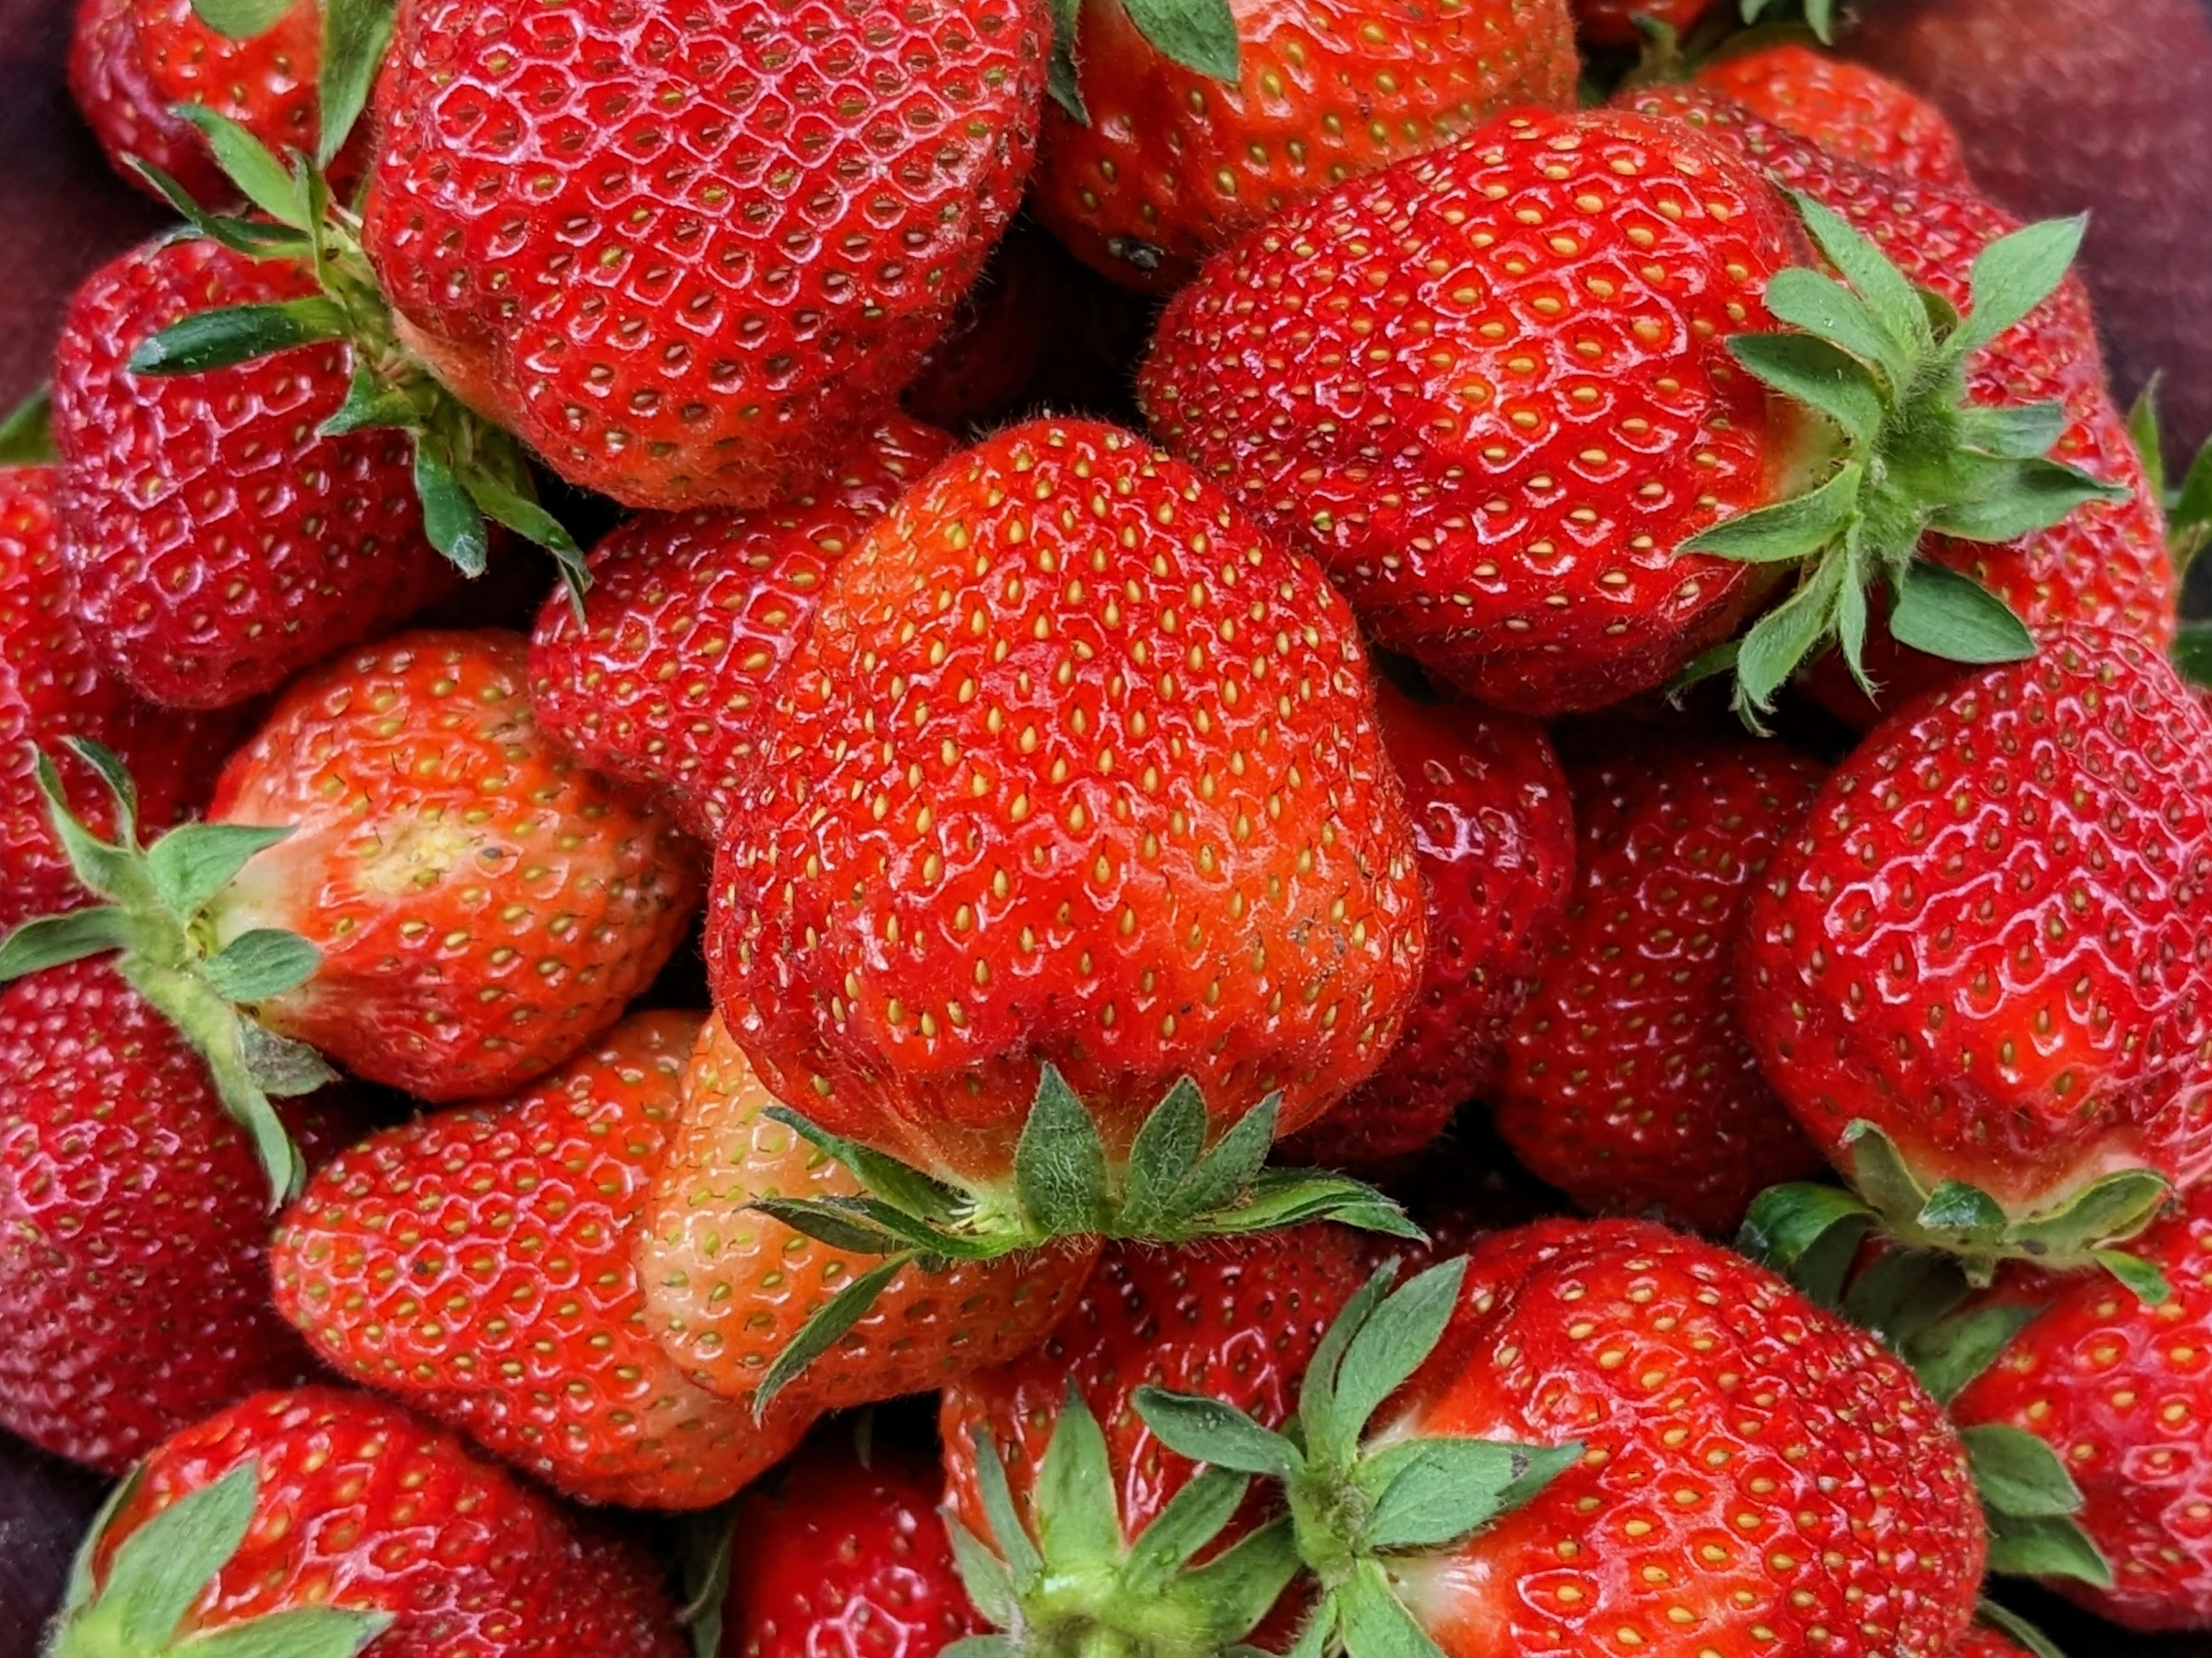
[947,1385,1301,1658]
[1045,0,1240,128]
[48,1458,389,1658]
[0,739,330,1202]
[1677,192,2128,727]
[748,1071,1421,1417]
[1134,1258,1582,1658]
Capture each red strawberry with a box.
[720,1429,983,1658]
[529,417,955,841]
[1692,45,1973,186]
[127,0,361,184]
[0,958,355,1475]
[1950,1628,2038,1658]
[1493,736,1827,1234]
[706,418,1425,1277]
[51,234,455,710]
[637,1012,1098,1418]
[44,1386,685,1657]
[1283,682,1573,1166]
[271,1010,797,1510]
[355,0,1048,511]
[1571,0,1715,47]
[66,0,229,207]
[1737,627,2212,1281]
[939,1228,1372,1653]
[1030,0,1577,291]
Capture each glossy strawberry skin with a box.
[67,0,230,206]
[1383,1220,1983,1658]
[0,960,355,1475]
[1494,738,1827,1235]
[1570,0,1713,46]
[51,234,454,710]
[1950,1630,2035,1658]
[1284,685,1573,1166]
[128,0,345,173]
[1692,45,1972,186]
[92,1387,686,1657]
[1953,1182,2212,1632]
[709,419,1425,1187]
[530,418,954,841]
[206,629,703,1101]
[361,0,1048,511]
[724,1430,983,1658]
[1738,628,2212,1215]
[1140,109,1813,715]
[1032,0,1577,292]
[638,1014,1097,1416]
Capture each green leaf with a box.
[1734,555,1846,716]
[2175,623,2212,689]
[967,1425,1044,1589]
[0,385,56,465]
[1119,0,1238,81]
[1035,1386,1123,1571]
[1763,266,1912,392]
[762,1108,965,1223]
[2092,1247,2173,1308]
[1957,401,2070,461]
[196,929,321,1003]
[1839,1248,1966,1348]
[1888,562,2036,666]
[751,1253,913,1418]
[944,1514,1021,1627]
[1985,1509,2112,1588]
[100,1462,258,1647]
[234,1020,337,1098]
[1014,1064,1112,1235]
[177,1607,393,1658]
[1118,1076,1207,1235]
[320,367,422,437]
[1330,1258,1465,1454]
[1494,1439,1585,1515]
[1185,1167,1421,1240]
[319,0,399,166]
[1177,1514,1302,1644]
[745,1195,938,1257]
[461,459,584,568]
[1736,1181,1876,1307]
[173,106,307,227]
[1906,1302,2040,1405]
[128,161,313,258]
[1918,1179,2008,1236]
[130,300,347,375]
[1337,1560,1449,1658]
[1726,333,1885,446]
[1160,1092,1279,1224]
[1132,1386,1301,1480]
[1976,1602,2070,1658]
[676,1508,736,1658]
[145,822,292,922]
[2171,437,2212,579]
[1665,638,1740,703]
[1359,1437,1539,1551]
[1923,454,2126,545]
[60,1470,141,1619]
[190,0,295,39]
[1948,217,2088,362]
[1284,1596,1339,1658]
[1786,189,1931,361]
[1122,1467,1249,1591]
[940,1638,1017,1658]
[0,907,130,980]
[1964,1424,2085,1520]
[413,438,491,575]
[1299,1259,1395,1462]
[1044,0,1086,122]
[33,748,144,901]
[2128,377,2166,499]
[1684,461,1861,564]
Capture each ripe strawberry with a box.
[1737,627,2212,1283]
[1692,45,1972,186]
[1282,683,1573,1166]
[1950,1627,2038,1658]
[0,958,355,1475]
[719,1429,983,1658]
[66,0,228,207]
[637,1012,1097,1418]
[1136,1220,1986,1658]
[44,1386,685,1657]
[271,1010,798,1509]
[126,0,359,184]
[1494,737,1827,1234]
[529,418,955,841]
[1571,0,1714,47]
[939,1228,1371,1653]
[51,233,454,709]
[707,418,1425,1277]
[1030,0,1576,291]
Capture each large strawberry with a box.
[1136,1220,1987,1658]
[1493,735,1826,1234]
[637,1012,1097,1419]
[1692,44,1972,186]
[0,958,355,1474]
[529,417,955,841]
[1283,682,1573,1166]
[706,418,1426,1307]
[1030,0,1576,291]
[52,233,455,708]
[939,1228,1372,1656]
[43,1386,686,1657]
[1738,627,2212,1288]
[271,1010,796,1509]
[1141,106,2123,718]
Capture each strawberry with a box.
[271,1010,799,1510]
[1491,736,1827,1235]
[901,222,1065,432]
[529,417,956,841]
[1737,627,2212,1286]
[126,0,362,185]
[1029,0,1577,291]
[705,417,1426,1308]
[51,233,455,709]
[1141,107,2118,718]
[1692,44,1973,186]
[1282,682,1573,1166]
[637,1012,1098,1419]
[717,1428,983,1658]
[1571,0,1714,48]
[1135,1220,1987,1658]
[67,0,229,207]
[938,1228,1372,1655]
[43,1386,686,1657]
[0,958,355,1475]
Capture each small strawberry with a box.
[637,1012,1098,1420]
[1692,44,1973,185]
[1142,108,2119,717]
[1737,627,2212,1287]
[52,233,456,709]
[1283,683,1574,1166]
[66,0,229,207]
[43,1386,687,1657]
[529,418,955,841]
[271,1010,797,1510]
[1135,1220,1987,1658]
[1030,0,1577,291]
[1571,0,1715,47]
[939,1228,1372,1655]
[0,958,356,1475]
[127,0,362,185]
[1492,736,1827,1234]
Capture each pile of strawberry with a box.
[6,0,2212,1653]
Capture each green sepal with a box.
[1044,0,1086,122]
[171,107,310,230]
[1944,216,2088,363]
[1016,1064,1115,1234]
[1975,1600,2070,1658]
[763,1106,965,1221]
[2169,428,2212,579]
[1986,1509,2113,1589]
[190,0,294,41]
[1887,562,2035,664]
[676,1507,737,1658]
[1354,1436,1580,1553]
[1336,1561,1448,1658]
[1956,401,2071,461]
[169,1607,392,1658]
[130,299,349,376]
[0,906,132,980]
[2176,623,2212,689]
[1118,0,1239,82]
[0,385,56,465]
[1736,1179,1877,1310]
[1964,1423,2086,1520]
[1132,1387,1303,1482]
[1903,1300,2040,1405]
[1725,333,1883,446]
[1739,0,1834,42]
[130,160,314,260]
[145,823,295,924]
[318,0,399,166]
